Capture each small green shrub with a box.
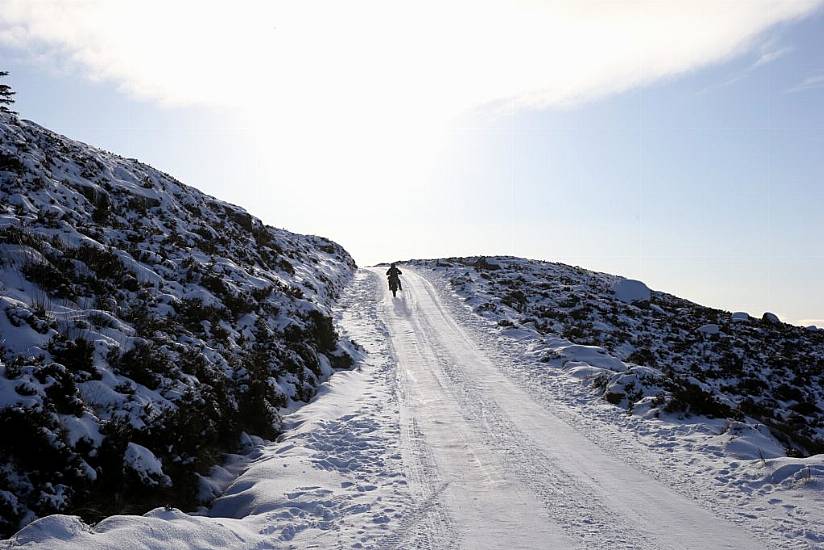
[0,152,24,173]
[49,337,94,373]
[22,259,76,299]
[111,341,168,390]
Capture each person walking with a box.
[386,263,403,297]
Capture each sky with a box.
[1,0,823,325]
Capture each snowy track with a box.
[380,268,764,550]
[8,268,775,549]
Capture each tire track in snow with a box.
[377,280,458,550]
[423,267,788,548]
[380,268,762,550]
[408,275,659,549]
[379,268,575,549]
[381,417,456,550]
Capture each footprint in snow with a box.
[371,514,391,524]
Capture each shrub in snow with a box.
[594,366,666,413]
[473,257,501,271]
[613,278,651,303]
[0,490,24,535]
[124,443,172,488]
[664,379,738,419]
[0,111,357,536]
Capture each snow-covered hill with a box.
[0,112,356,535]
[409,256,824,457]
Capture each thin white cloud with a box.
[0,0,821,116]
[1,0,821,213]
[753,46,793,67]
[700,35,795,93]
[786,73,824,92]
[752,36,794,68]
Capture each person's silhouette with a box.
[386,263,403,296]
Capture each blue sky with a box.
[423,12,824,324]
[1,1,823,324]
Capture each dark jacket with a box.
[386,266,402,279]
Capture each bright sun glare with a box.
[2,0,819,205]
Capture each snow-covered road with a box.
[9,267,774,549]
[382,267,762,549]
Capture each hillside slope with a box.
[0,112,356,535]
[409,256,824,456]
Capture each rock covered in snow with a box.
[731,312,750,322]
[762,312,781,324]
[124,443,172,487]
[697,324,721,335]
[613,278,651,303]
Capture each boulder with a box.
[762,312,781,325]
[613,279,651,304]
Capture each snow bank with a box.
[613,278,651,303]
[557,343,627,372]
[763,456,824,487]
[706,421,785,460]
